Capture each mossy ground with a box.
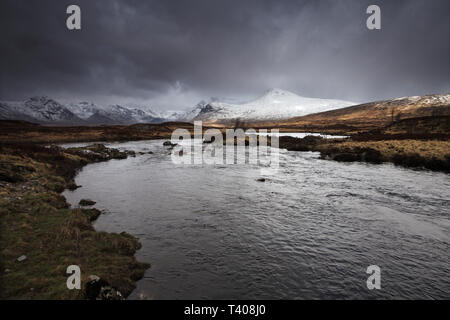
[0,143,149,299]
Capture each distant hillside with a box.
[382,115,450,135]
[264,93,450,134]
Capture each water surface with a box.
[63,139,450,299]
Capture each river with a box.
[63,138,450,299]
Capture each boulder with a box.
[163,141,178,147]
[79,199,96,206]
[82,208,102,222]
[360,148,383,164]
[66,181,82,191]
[85,275,124,300]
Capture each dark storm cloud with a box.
[1,0,449,109]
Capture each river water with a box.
[63,139,450,299]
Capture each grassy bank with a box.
[279,136,450,172]
[0,143,149,299]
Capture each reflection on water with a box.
[63,139,450,299]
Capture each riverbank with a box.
[0,142,149,299]
[279,136,450,173]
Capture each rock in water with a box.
[66,181,82,191]
[85,275,123,300]
[79,199,96,206]
[163,141,178,147]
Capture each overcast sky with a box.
[1,0,449,110]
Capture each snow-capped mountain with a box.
[166,100,211,122]
[86,104,165,124]
[191,89,355,122]
[158,110,186,121]
[128,108,166,123]
[67,101,165,124]
[3,96,82,123]
[0,97,166,125]
[393,93,450,105]
[92,104,137,124]
[165,96,247,122]
[67,101,99,120]
[0,102,36,122]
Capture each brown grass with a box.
[315,139,450,172]
[331,140,450,161]
[0,120,197,144]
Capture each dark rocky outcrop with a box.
[85,275,123,300]
[163,141,178,147]
[66,181,82,190]
[79,199,96,206]
[66,144,129,161]
[321,147,383,164]
[279,135,325,151]
[82,208,102,222]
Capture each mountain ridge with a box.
[2,91,448,128]
[0,97,165,125]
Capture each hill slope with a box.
[268,93,450,133]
